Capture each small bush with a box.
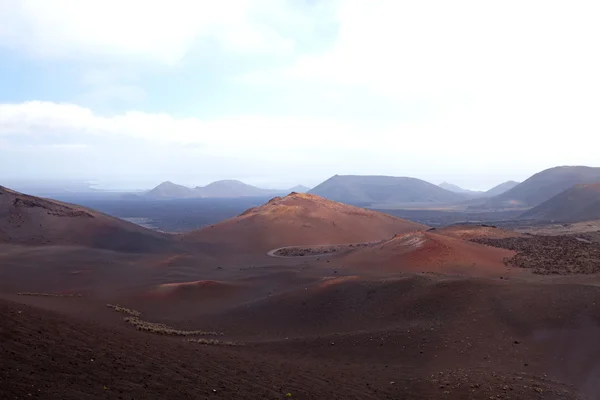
[18,292,83,297]
[107,303,222,336]
[106,304,141,317]
[123,316,221,336]
[186,338,239,346]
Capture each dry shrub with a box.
[123,316,221,336]
[18,292,83,297]
[186,338,239,346]
[473,235,600,274]
[106,304,141,317]
[107,303,221,336]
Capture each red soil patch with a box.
[434,224,522,241]
[184,192,426,252]
[0,185,172,253]
[342,231,517,277]
[153,254,195,267]
[579,183,600,192]
[316,275,361,289]
[138,280,245,307]
[149,280,234,296]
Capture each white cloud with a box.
[0,0,320,64]
[275,1,600,95]
[236,1,600,170]
[240,1,600,127]
[1,1,600,187]
[0,101,366,160]
[1,100,598,175]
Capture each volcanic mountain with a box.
[184,192,427,252]
[341,230,515,277]
[0,185,171,252]
[484,180,520,196]
[145,180,307,199]
[195,180,277,198]
[487,166,600,208]
[439,181,520,198]
[309,175,465,205]
[438,182,485,197]
[288,184,310,193]
[145,181,196,199]
[521,183,600,222]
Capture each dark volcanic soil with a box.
[271,241,374,257]
[3,190,600,399]
[473,235,600,274]
[0,285,592,400]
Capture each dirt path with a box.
[267,241,382,258]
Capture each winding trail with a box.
[266,240,383,258]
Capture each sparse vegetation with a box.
[107,303,221,336]
[18,292,83,297]
[473,235,600,274]
[186,338,239,346]
[106,304,141,317]
[273,242,374,257]
[123,316,221,336]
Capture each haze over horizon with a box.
[1,1,600,191]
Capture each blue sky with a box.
[1,1,600,191]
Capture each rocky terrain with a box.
[185,192,426,252]
[473,235,600,274]
[3,187,600,399]
[271,242,375,257]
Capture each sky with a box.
[1,0,599,191]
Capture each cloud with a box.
[0,101,365,160]
[239,1,600,117]
[275,1,600,92]
[0,0,329,64]
[1,100,598,175]
[234,1,600,172]
[1,2,600,188]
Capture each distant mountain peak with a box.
[207,179,245,184]
[145,181,195,199]
[484,181,520,196]
[487,165,600,208]
[289,185,310,193]
[145,180,309,199]
[438,182,486,197]
[439,182,473,193]
[156,181,179,187]
[309,174,466,205]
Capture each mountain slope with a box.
[309,175,465,205]
[485,181,520,196]
[195,180,275,197]
[289,185,310,193]
[439,182,485,197]
[521,183,600,222]
[145,181,196,199]
[341,231,515,277]
[439,182,472,194]
[0,185,171,252]
[184,192,427,251]
[146,180,301,199]
[488,166,600,208]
